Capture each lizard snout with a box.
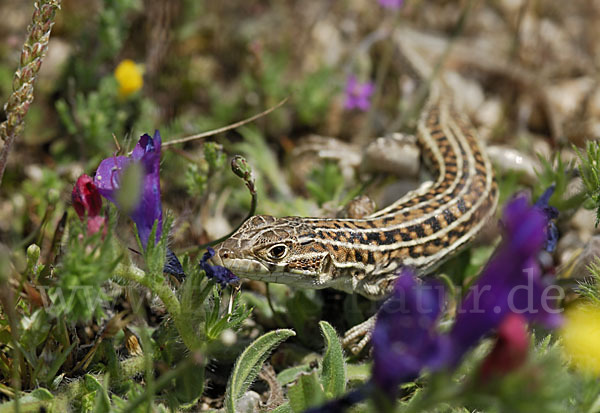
[209,245,233,267]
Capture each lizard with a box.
[209,83,499,352]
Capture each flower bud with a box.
[27,244,41,266]
[20,47,31,66]
[72,174,103,219]
[480,313,529,380]
[47,188,59,204]
[231,155,252,181]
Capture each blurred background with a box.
[2,1,600,410]
[2,0,599,254]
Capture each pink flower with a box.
[72,174,102,218]
[343,75,375,111]
[72,174,106,236]
[378,0,404,10]
[479,313,529,380]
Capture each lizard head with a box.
[209,215,337,289]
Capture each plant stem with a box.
[122,356,200,411]
[114,263,202,350]
[0,0,61,187]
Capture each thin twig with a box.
[162,97,289,148]
[197,156,258,250]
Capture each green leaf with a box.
[271,402,293,413]
[224,329,295,413]
[574,141,600,225]
[55,99,78,134]
[277,364,312,386]
[43,341,76,385]
[294,67,337,126]
[346,363,371,383]
[204,141,226,170]
[286,290,322,341]
[20,308,51,351]
[288,370,326,412]
[575,257,600,304]
[174,362,205,404]
[83,374,111,413]
[30,388,54,401]
[305,161,345,206]
[318,321,346,398]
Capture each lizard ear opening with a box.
[319,253,333,276]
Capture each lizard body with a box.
[210,87,498,300]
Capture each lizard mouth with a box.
[209,245,271,277]
[223,259,271,278]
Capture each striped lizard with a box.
[210,84,499,351]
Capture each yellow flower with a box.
[560,301,600,375]
[114,59,143,98]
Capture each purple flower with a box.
[371,193,561,398]
[94,131,162,248]
[164,248,185,279]
[448,194,562,364]
[310,193,562,410]
[534,185,559,252]
[378,0,404,9]
[200,247,240,287]
[343,75,375,111]
[372,269,451,397]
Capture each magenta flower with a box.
[72,174,106,236]
[94,131,162,248]
[479,313,529,380]
[72,174,102,218]
[378,0,404,9]
[343,75,375,111]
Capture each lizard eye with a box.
[268,244,288,260]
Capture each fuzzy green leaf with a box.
[30,388,54,401]
[224,329,295,413]
[84,374,111,413]
[288,370,326,412]
[271,402,293,413]
[277,364,312,386]
[576,257,600,304]
[174,362,205,404]
[346,363,371,383]
[318,321,346,398]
